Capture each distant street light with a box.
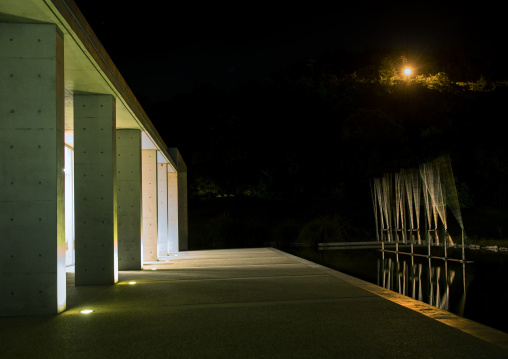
[404,67,412,76]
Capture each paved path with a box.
[1,248,507,358]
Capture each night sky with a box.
[69,1,508,242]
[71,1,508,209]
[73,1,506,100]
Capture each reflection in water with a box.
[282,245,508,333]
[377,252,467,315]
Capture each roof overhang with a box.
[0,0,177,171]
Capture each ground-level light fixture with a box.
[80,309,93,314]
[128,282,136,285]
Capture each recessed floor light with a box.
[80,310,93,314]
[151,268,157,270]
[128,282,136,285]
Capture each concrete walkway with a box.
[1,248,507,358]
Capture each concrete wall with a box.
[74,94,118,285]
[178,171,188,251]
[117,129,142,270]
[157,162,169,256]
[0,4,189,316]
[0,23,66,315]
[168,172,179,252]
[142,150,158,262]
[169,148,188,251]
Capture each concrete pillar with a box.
[169,148,188,251]
[0,23,66,315]
[142,150,158,262]
[157,162,169,256]
[117,130,142,270]
[74,94,118,285]
[178,170,189,251]
[167,172,179,252]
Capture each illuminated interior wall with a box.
[64,145,75,266]
[117,129,142,270]
[142,149,158,262]
[0,23,66,314]
[74,94,118,285]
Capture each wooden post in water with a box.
[428,257,433,306]
[445,260,450,311]
[427,228,431,259]
[461,228,466,262]
[444,228,448,259]
[410,229,414,256]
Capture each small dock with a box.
[1,248,507,358]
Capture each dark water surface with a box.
[279,245,508,334]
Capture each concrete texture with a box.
[1,248,507,358]
[1,1,188,314]
[0,22,66,315]
[167,171,179,252]
[1,0,177,159]
[168,148,188,251]
[116,129,142,270]
[74,94,118,286]
[157,163,169,256]
[141,149,157,262]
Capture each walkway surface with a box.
[1,248,507,358]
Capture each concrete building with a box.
[0,0,188,315]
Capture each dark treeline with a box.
[148,48,507,206]
[141,48,508,248]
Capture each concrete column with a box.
[167,172,179,252]
[157,162,169,256]
[169,148,188,251]
[117,130,142,270]
[142,150,158,262]
[74,94,118,285]
[178,170,189,251]
[0,23,66,315]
